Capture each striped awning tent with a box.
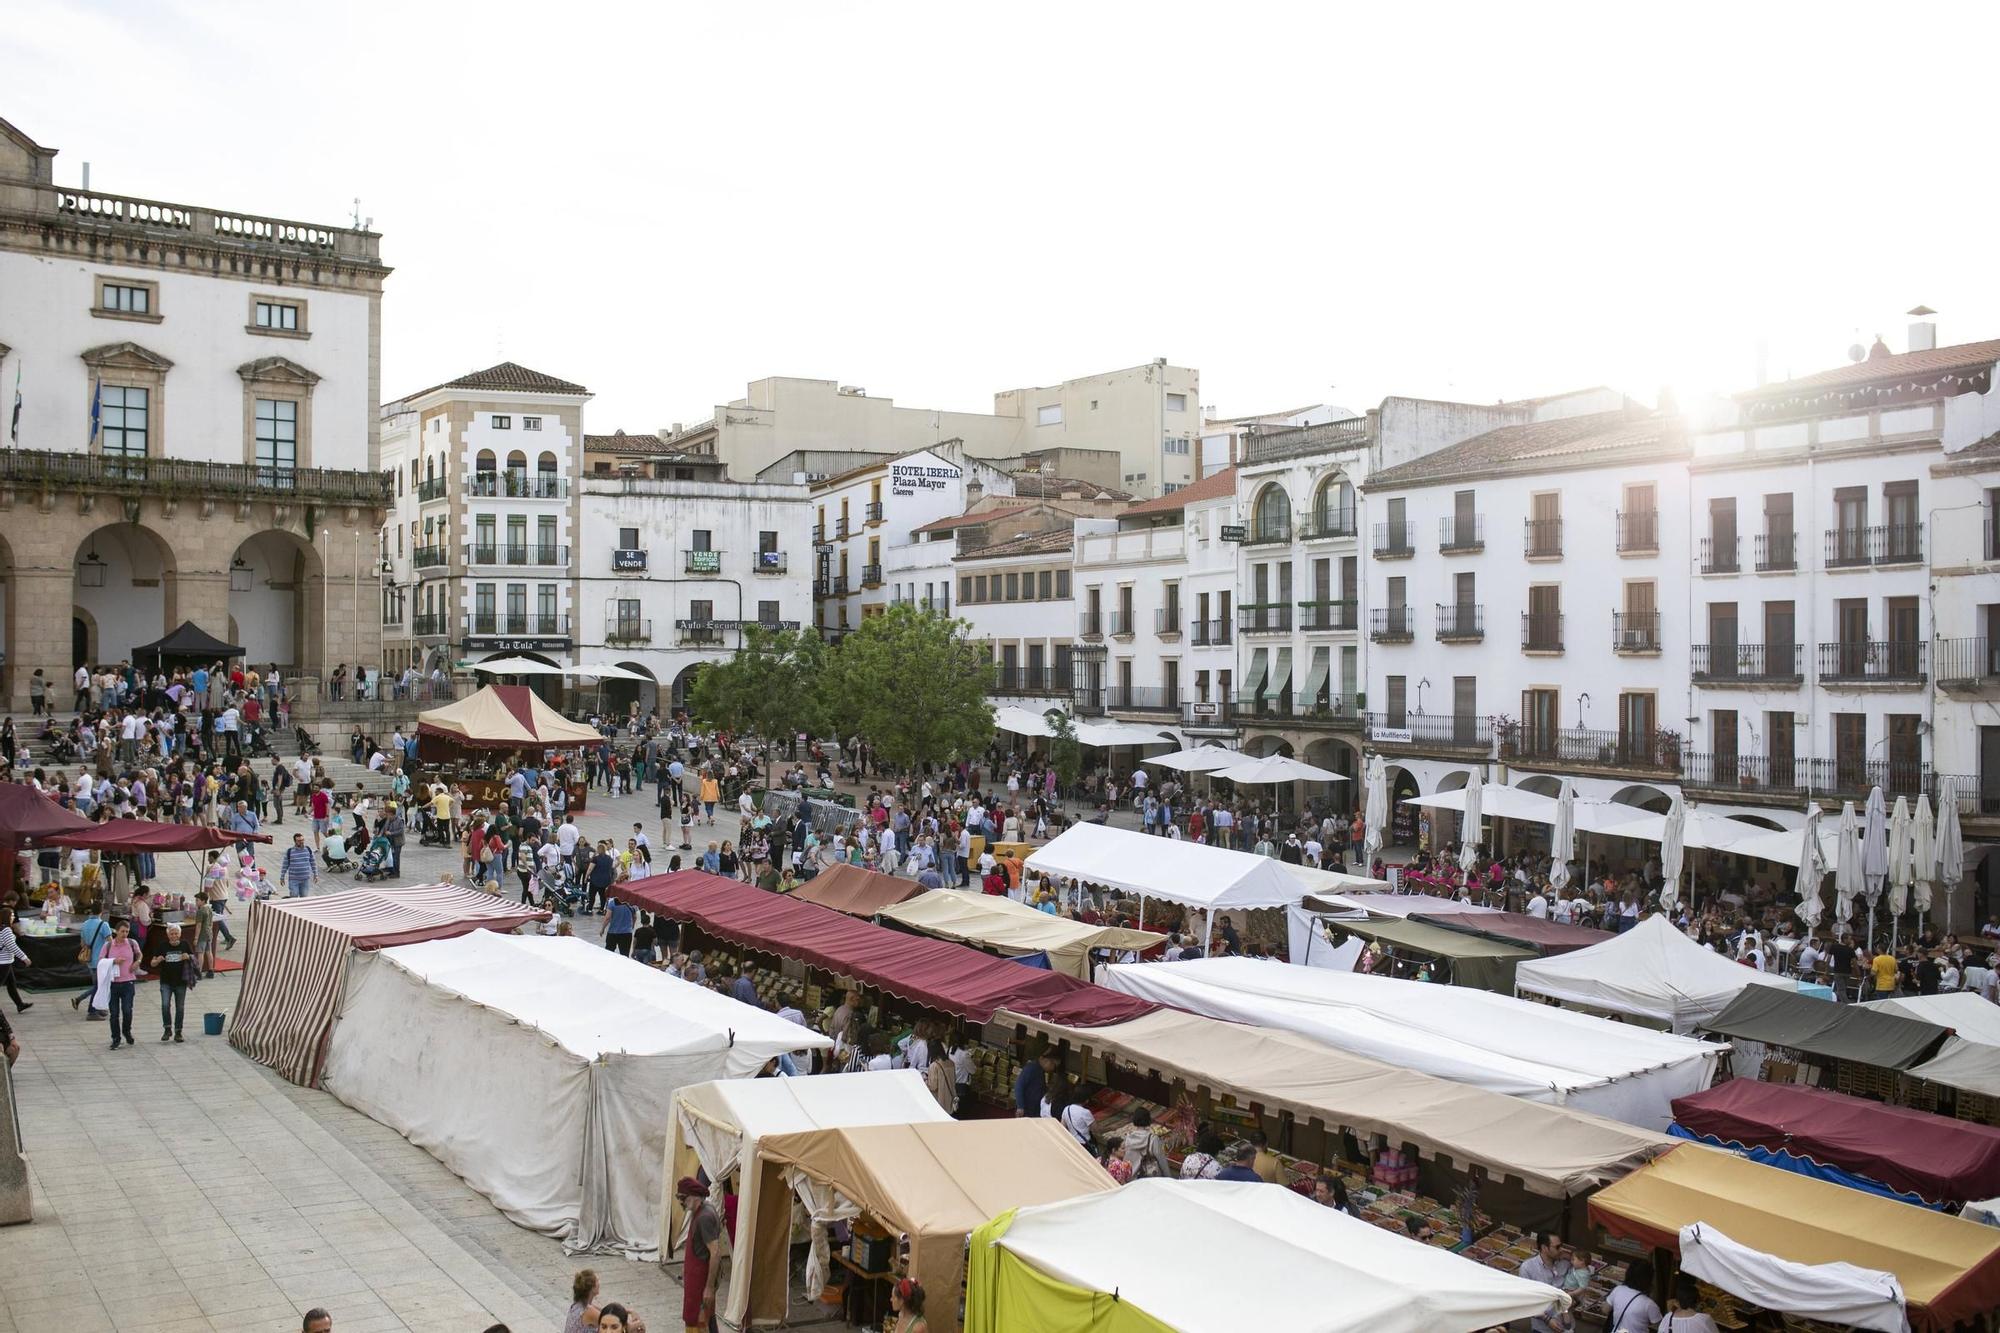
[229,883,548,1087]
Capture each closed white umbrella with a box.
[1658,794,1685,914]
[1211,755,1348,785]
[1833,800,1863,925]
[1458,770,1483,873]
[1862,785,1889,945]
[1912,792,1938,915]
[1937,777,1966,921]
[1793,803,1826,932]
[1547,777,1575,892]
[1887,795,1912,915]
[1362,754,1388,863]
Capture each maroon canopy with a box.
[47,820,267,852]
[1671,1078,2000,1205]
[1413,911,1616,955]
[0,781,97,842]
[618,870,1157,1027]
[789,862,927,917]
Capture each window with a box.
[691,598,714,624]
[1038,570,1053,600]
[1165,392,1187,412]
[691,529,712,552]
[1006,573,1020,601]
[1056,569,1071,598]
[537,515,558,558]
[619,527,639,549]
[758,599,781,627]
[254,398,297,476]
[505,583,528,631]
[615,596,641,630]
[491,415,512,430]
[506,515,527,560]
[96,278,156,317]
[960,576,973,602]
[253,300,300,331]
[474,583,495,632]
[974,575,989,602]
[522,416,541,431]
[475,515,495,555]
[99,385,149,458]
[539,585,558,629]
[1036,404,1063,427]
[759,530,778,555]
[1385,676,1408,728]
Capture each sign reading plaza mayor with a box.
[890,460,959,496]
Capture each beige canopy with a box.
[879,890,1164,978]
[415,684,602,749]
[1003,1007,1672,1199]
[744,1120,1116,1332]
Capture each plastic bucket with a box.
[202,1012,224,1037]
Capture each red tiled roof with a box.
[1121,466,1238,516]
[1741,338,2000,400]
[1008,473,1133,501]
[584,431,708,457]
[1366,412,1683,489]
[913,503,1036,535]
[955,527,1075,561]
[399,361,588,401]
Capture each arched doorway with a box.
[1243,733,1293,759]
[1383,763,1421,849]
[602,661,657,718]
[1305,737,1360,813]
[670,663,704,716]
[73,522,176,666]
[228,529,322,670]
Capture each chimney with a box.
[1907,305,1938,352]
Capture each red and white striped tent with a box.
[229,883,548,1086]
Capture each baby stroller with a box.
[416,806,454,848]
[245,723,274,758]
[295,726,321,757]
[321,832,353,872]
[353,833,396,882]
[535,860,581,917]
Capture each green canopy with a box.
[1702,985,1950,1071]
[1317,915,1534,994]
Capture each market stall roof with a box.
[1413,910,1615,955]
[1514,914,1799,1033]
[229,883,551,1086]
[1024,821,1306,913]
[1588,1144,2000,1331]
[1278,864,1394,896]
[969,1179,1567,1333]
[787,862,927,917]
[1310,915,1533,994]
[1003,1006,1673,1198]
[1669,1078,2000,1205]
[416,684,603,748]
[616,870,1157,1027]
[1701,985,1950,1071]
[878,890,1163,979]
[132,619,242,662]
[1908,1038,2000,1097]
[1099,957,1719,1130]
[50,818,267,852]
[0,781,98,843]
[1863,992,2000,1096]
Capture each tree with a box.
[689,624,827,786]
[1047,708,1082,806]
[820,603,993,775]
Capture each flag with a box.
[7,360,18,446]
[88,377,100,446]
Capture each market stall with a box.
[1588,1143,2000,1332]
[1669,1078,2000,1206]
[1308,891,1501,919]
[1023,821,1308,942]
[965,1178,1570,1333]
[0,780,96,898]
[131,619,243,671]
[1098,957,1720,1130]
[1414,910,1616,956]
[1514,914,1801,1033]
[321,931,826,1258]
[414,684,602,812]
[662,1071,952,1328]
[788,862,926,917]
[1295,912,1533,993]
[1700,985,1951,1088]
[742,1120,1116,1333]
[878,890,1163,979]
[1865,991,2000,1105]
[229,882,549,1086]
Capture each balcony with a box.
[461,613,571,647]
[1103,685,1181,713]
[1242,415,1369,465]
[1078,612,1103,640]
[1699,536,1739,574]
[1812,758,1931,801]
[1508,726,1680,774]
[865,501,884,524]
[812,578,831,598]
[1298,599,1357,632]
[677,621,726,647]
[1935,772,2000,817]
[1681,753,1809,797]
[754,551,788,574]
[1524,518,1562,560]
[1190,617,1231,647]
[1370,607,1414,643]
[1522,613,1564,653]
[683,549,723,575]
[1435,603,1484,642]
[1690,643,1802,685]
[416,476,448,503]
[1935,638,2000,691]
[605,619,653,645]
[1108,611,1137,638]
[0,446,391,506]
[1439,515,1483,553]
[1817,640,1926,684]
[412,544,448,569]
[1244,519,1292,547]
[921,595,950,616]
[812,524,827,546]
[831,576,850,597]
[859,563,882,588]
[1155,608,1182,639]
[991,666,1064,697]
[411,612,450,638]
[1755,530,1798,572]
[1372,522,1415,559]
[835,517,851,540]
[532,544,569,567]
[1616,509,1659,554]
[1238,604,1293,635]
[1299,508,1357,541]
[1180,699,1238,728]
[1611,610,1661,654]
[1365,712,1491,750]
[1292,696,1365,730]
[1826,523,1924,569]
[467,472,567,500]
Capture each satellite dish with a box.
[1847,344,1866,363]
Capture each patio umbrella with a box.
[1145,746,1243,773]
[1210,755,1347,785]
[1887,795,1912,915]
[1936,777,1965,919]
[1792,802,1826,932]
[1832,800,1863,925]
[1658,794,1685,914]
[1912,792,1937,915]
[1457,769,1483,873]
[471,655,569,675]
[1362,753,1388,864]
[1546,777,1576,892]
[566,662,650,681]
[1862,785,1889,944]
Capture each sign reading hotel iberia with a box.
[890,461,958,497]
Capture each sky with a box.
[10,2,2000,431]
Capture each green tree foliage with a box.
[1047,708,1082,802]
[821,603,993,774]
[688,624,827,784]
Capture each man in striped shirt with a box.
[281,833,318,898]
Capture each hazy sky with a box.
[12,2,1998,431]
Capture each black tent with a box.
[1702,985,1951,1071]
[131,620,244,668]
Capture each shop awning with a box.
[789,863,927,917]
[1004,1006,1673,1199]
[1413,910,1616,956]
[1515,914,1801,1034]
[1263,647,1293,701]
[1239,648,1267,704]
[1701,985,1950,1071]
[1299,646,1331,708]
[1025,822,1307,914]
[1308,914,1533,994]
[1872,996,2000,1095]
[1588,1144,2000,1331]
[879,891,1163,979]
[616,870,1156,1027]
[1670,1079,2000,1205]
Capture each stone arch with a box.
[1251,482,1291,541]
[1305,735,1361,810]
[228,529,324,670]
[72,521,178,666]
[1608,782,1673,813]
[1309,471,1354,529]
[1724,813,1788,833]
[670,662,705,713]
[602,659,657,716]
[1513,773,1563,798]
[1243,733,1292,759]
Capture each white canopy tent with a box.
[665,1072,951,1328]
[320,932,829,1258]
[1100,957,1719,1130]
[1513,914,1799,1034]
[1865,991,2000,1098]
[1024,821,1307,941]
[992,705,1057,739]
[1307,891,1499,919]
[972,1179,1569,1333]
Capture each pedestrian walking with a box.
[281,831,318,897]
[103,918,140,1049]
[146,922,193,1042]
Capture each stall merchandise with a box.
[1514,914,1801,1033]
[1289,912,1533,994]
[1588,1143,2000,1331]
[878,890,1163,980]
[966,1179,1569,1333]
[1701,985,1951,1072]
[1414,910,1615,955]
[1023,821,1307,939]
[321,932,827,1258]
[1669,1078,2000,1206]
[664,1072,951,1327]
[743,1120,1116,1333]
[1100,957,1719,1130]
[414,684,600,811]
[228,882,550,1086]
[787,862,926,917]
